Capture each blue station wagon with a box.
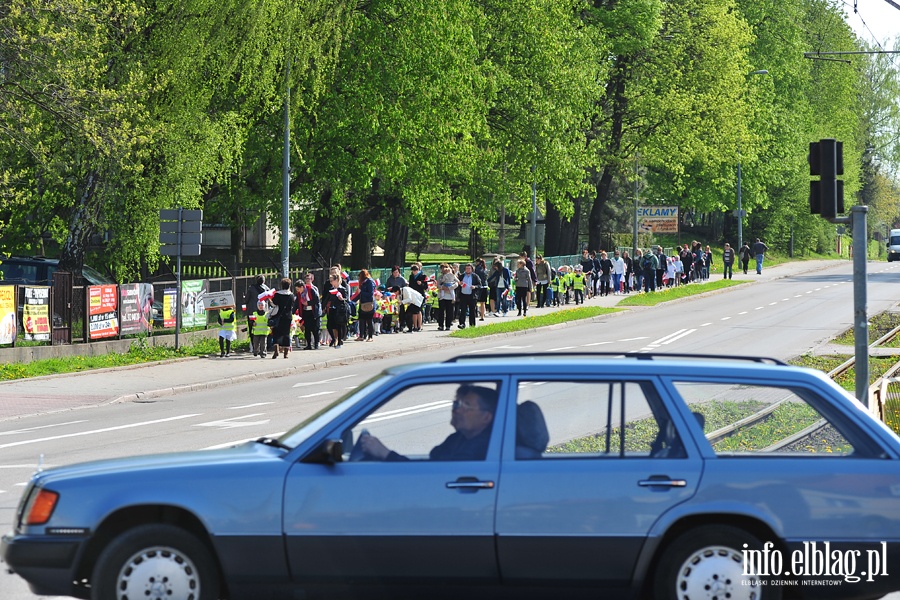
[4,353,900,600]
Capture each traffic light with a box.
[808,139,844,219]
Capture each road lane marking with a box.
[755,306,764,310]
[700,323,712,327]
[548,346,577,352]
[293,375,356,388]
[582,342,613,346]
[0,421,89,436]
[769,302,778,305]
[738,311,748,315]
[194,414,270,429]
[618,337,649,341]
[660,329,696,344]
[651,330,689,345]
[720,317,731,321]
[228,402,274,410]
[0,415,202,450]
[297,391,335,399]
[362,401,452,424]
[201,432,287,451]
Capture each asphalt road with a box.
[2,258,900,599]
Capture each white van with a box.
[888,229,900,262]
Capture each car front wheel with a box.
[90,523,219,600]
[653,525,783,600]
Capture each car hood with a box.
[32,441,285,487]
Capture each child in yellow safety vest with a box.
[217,306,237,357]
[248,301,269,358]
[572,266,587,305]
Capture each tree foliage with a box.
[1,0,898,277]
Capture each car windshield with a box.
[80,264,114,284]
[278,373,393,449]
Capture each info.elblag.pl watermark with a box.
[743,542,889,585]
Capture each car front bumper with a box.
[2,532,85,596]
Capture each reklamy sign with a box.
[637,206,679,234]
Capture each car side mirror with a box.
[302,439,343,465]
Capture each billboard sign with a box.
[88,285,119,339]
[638,206,679,234]
[22,286,51,341]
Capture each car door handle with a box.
[446,477,495,490]
[638,476,687,488]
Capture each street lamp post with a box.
[736,69,768,251]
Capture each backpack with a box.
[641,255,652,271]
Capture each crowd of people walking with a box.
[225,239,766,358]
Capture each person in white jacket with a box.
[391,285,424,333]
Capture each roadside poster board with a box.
[163,288,177,328]
[181,279,207,328]
[120,283,154,335]
[88,284,119,339]
[638,206,679,234]
[22,286,51,342]
[0,286,16,345]
[201,290,235,311]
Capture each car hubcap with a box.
[676,545,761,600]
[116,545,200,600]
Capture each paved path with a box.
[0,260,861,422]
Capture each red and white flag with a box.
[258,288,276,302]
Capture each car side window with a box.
[342,381,501,462]
[513,380,684,459]
[671,381,859,456]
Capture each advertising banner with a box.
[120,283,154,335]
[181,279,207,328]
[638,206,679,234]
[88,285,119,340]
[163,288,177,328]
[0,286,16,345]
[201,290,235,311]
[22,286,51,342]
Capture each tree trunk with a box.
[560,195,581,255]
[309,188,349,268]
[383,196,409,267]
[544,203,562,257]
[588,56,628,253]
[349,226,371,269]
[59,170,100,276]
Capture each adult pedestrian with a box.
[722,243,735,280]
[513,259,535,316]
[436,263,458,331]
[352,269,377,342]
[386,265,408,331]
[521,251,537,305]
[270,277,295,358]
[622,250,633,293]
[295,273,321,349]
[633,249,644,292]
[612,250,624,295]
[641,249,658,293]
[534,255,551,308]
[598,251,613,296]
[655,246,666,289]
[474,257,488,320]
[704,245,714,279]
[752,238,769,274]
[739,242,752,274]
[391,284,424,333]
[487,259,511,316]
[323,272,350,348]
[243,274,269,317]
[457,263,483,328]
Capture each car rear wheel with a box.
[653,525,783,600]
[90,523,219,600]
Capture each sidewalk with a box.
[0,260,840,422]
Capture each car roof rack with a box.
[444,352,787,366]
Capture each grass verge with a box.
[448,306,620,339]
[0,337,249,381]
[616,279,746,307]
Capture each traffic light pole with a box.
[832,206,869,406]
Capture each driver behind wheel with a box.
[358,385,498,461]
